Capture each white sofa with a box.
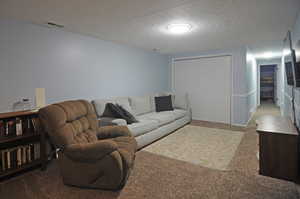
[92,93,192,149]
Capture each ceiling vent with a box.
[46,22,64,28]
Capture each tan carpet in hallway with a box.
[0,103,298,199]
[247,101,281,127]
[143,125,244,171]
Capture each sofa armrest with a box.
[173,93,189,110]
[97,126,133,139]
[98,117,127,126]
[64,140,117,162]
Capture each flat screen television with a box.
[294,38,300,87]
[283,31,300,87]
[283,31,299,128]
[285,61,294,85]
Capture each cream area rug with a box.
[143,125,245,171]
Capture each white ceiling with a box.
[0,0,300,55]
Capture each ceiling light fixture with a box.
[283,49,291,56]
[167,23,192,35]
[254,51,283,59]
[262,52,274,59]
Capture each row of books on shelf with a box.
[0,117,40,138]
[0,143,40,172]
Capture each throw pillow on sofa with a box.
[116,104,139,124]
[155,95,174,112]
[102,103,138,124]
[102,103,123,117]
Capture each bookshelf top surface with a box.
[0,110,38,119]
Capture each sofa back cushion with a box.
[92,97,132,117]
[39,100,98,148]
[129,96,152,115]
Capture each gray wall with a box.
[0,20,169,112]
[170,47,249,126]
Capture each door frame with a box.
[257,64,278,106]
[171,53,233,125]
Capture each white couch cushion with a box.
[138,112,176,126]
[163,109,187,120]
[130,96,152,115]
[99,117,128,126]
[111,118,127,126]
[128,119,159,137]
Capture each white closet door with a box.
[173,56,232,124]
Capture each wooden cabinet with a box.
[256,115,298,182]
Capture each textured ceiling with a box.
[0,0,299,54]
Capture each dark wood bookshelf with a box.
[0,134,41,150]
[0,110,46,180]
[0,159,42,179]
[0,110,38,120]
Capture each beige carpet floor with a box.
[144,125,245,171]
[247,101,281,128]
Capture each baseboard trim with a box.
[231,122,247,127]
[191,120,246,130]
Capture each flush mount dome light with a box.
[262,52,275,59]
[167,23,192,34]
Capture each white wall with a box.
[277,11,300,129]
[246,49,258,121]
[170,47,249,126]
[0,20,170,112]
[289,12,300,128]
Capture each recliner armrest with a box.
[97,126,133,139]
[64,140,118,162]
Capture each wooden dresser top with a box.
[256,115,298,136]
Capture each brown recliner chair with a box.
[39,100,137,190]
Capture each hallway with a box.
[248,102,281,128]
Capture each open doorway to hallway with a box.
[260,65,277,104]
[248,63,281,128]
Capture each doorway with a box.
[259,65,277,104]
